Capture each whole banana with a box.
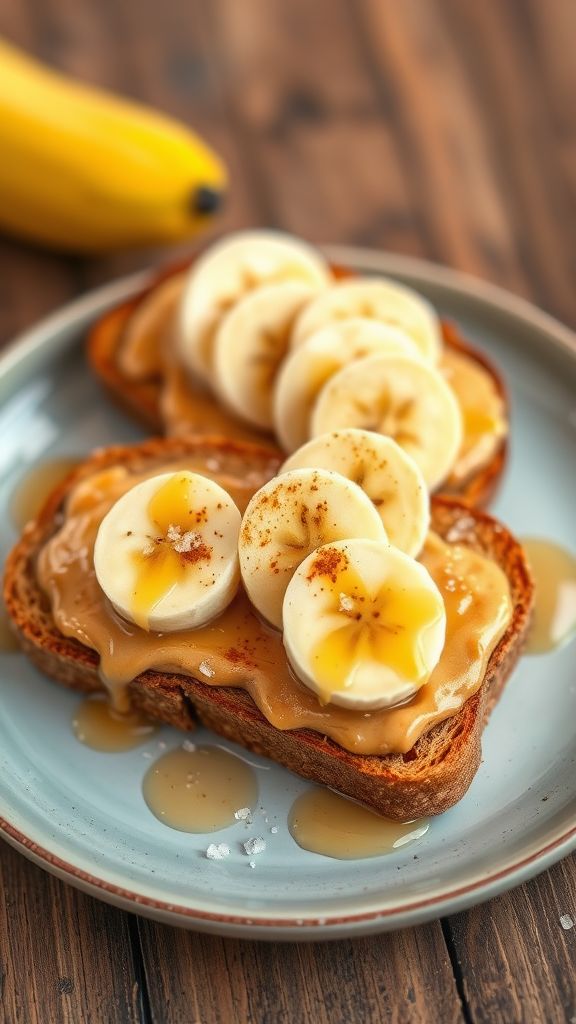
[0,38,227,252]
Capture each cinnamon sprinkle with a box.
[181,542,211,564]
[306,547,348,584]
[225,645,257,669]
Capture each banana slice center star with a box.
[310,562,443,699]
[132,474,211,627]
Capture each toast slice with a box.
[3,436,533,820]
[87,257,508,509]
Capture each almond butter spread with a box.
[36,457,512,755]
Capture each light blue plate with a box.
[1,249,575,940]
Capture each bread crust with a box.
[3,436,533,820]
[87,257,508,509]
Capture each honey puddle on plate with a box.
[522,539,576,654]
[288,787,429,859]
[73,695,157,752]
[143,746,258,832]
[10,457,80,531]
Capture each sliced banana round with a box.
[94,471,241,632]
[238,467,387,629]
[119,272,186,380]
[213,281,316,429]
[280,429,429,558]
[273,318,420,452]
[310,353,463,490]
[177,230,330,383]
[283,538,446,710]
[292,278,442,363]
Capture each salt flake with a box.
[235,807,253,822]
[243,836,266,856]
[560,914,575,930]
[206,843,230,860]
[167,523,203,554]
[199,660,215,679]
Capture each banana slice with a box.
[94,471,240,632]
[310,353,463,490]
[273,318,420,452]
[280,429,429,558]
[213,281,316,429]
[119,272,186,381]
[283,539,446,710]
[238,468,387,629]
[177,230,330,383]
[292,279,442,363]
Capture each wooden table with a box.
[1,2,575,1021]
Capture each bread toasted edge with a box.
[87,258,509,509]
[3,435,533,821]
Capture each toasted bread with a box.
[87,258,508,509]
[4,436,533,820]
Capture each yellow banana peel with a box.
[0,38,227,252]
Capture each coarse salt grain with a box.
[243,837,266,856]
[270,826,279,834]
[142,540,155,556]
[182,739,196,752]
[206,843,230,861]
[167,524,203,554]
[338,592,354,613]
[235,807,253,822]
[560,914,575,930]
[199,660,215,678]
[249,861,256,869]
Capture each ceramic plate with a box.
[1,248,575,941]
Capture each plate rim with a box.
[1,246,576,939]
[1,811,575,938]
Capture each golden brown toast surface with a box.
[4,436,532,820]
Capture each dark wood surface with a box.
[1,1,575,1021]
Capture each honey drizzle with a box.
[288,788,429,859]
[522,538,576,654]
[310,557,443,696]
[36,460,512,755]
[143,745,258,832]
[73,695,157,751]
[131,473,211,629]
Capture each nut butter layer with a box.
[4,436,533,819]
[35,449,512,755]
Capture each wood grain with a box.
[136,920,464,1024]
[0,0,575,1022]
[0,843,143,1023]
[448,857,576,1023]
